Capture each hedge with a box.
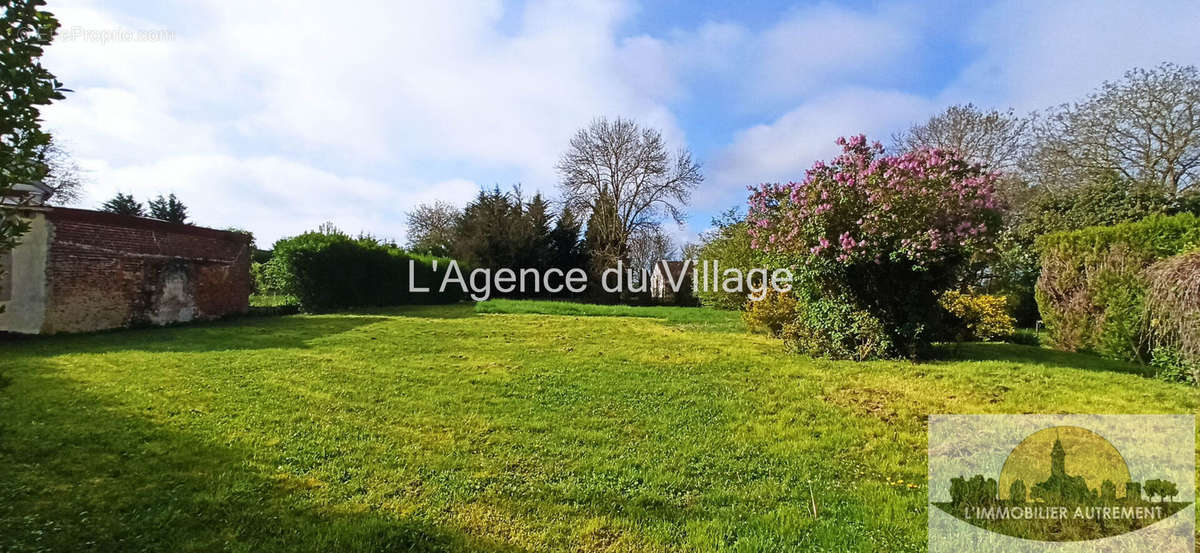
[268,232,464,311]
[1035,213,1200,362]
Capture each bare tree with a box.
[39,140,85,205]
[1028,63,1200,196]
[893,104,1030,173]
[405,201,460,257]
[894,104,1032,210]
[557,117,702,262]
[627,224,676,277]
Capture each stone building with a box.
[0,207,251,334]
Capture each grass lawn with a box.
[1,301,1196,552]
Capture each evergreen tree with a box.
[100,193,145,216]
[148,193,189,224]
[522,193,554,270]
[453,186,522,269]
[549,206,585,272]
[584,192,623,273]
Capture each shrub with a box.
[696,211,762,310]
[742,289,796,336]
[1035,213,1200,361]
[1144,250,1200,384]
[939,291,1016,342]
[781,297,893,361]
[1004,329,1042,347]
[269,230,463,311]
[1149,347,1198,385]
[747,135,1003,358]
[250,260,289,296]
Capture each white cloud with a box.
[752,4,920,102]
[76,154,479,246]
[943,0,1200,111]
[41,0,685,244]
[705,0,1200,210]
[706,88,933,209]
[36,0,1200,246]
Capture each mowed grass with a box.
[475,299,744,330]
[0,302,1196,552]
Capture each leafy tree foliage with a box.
[1,0,66,251]
[992,171,1192,325]
[695,208,760,310]
[521,192,555,271]
[100,193,145,217]
[148,193,189,224]
[453,186,525,269]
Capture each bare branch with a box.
[556,117,702,260]
[1027,63,1200,196]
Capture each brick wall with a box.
[39,208,251,333]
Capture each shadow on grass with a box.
[0,363,530,553]
[0,314,393,356]
[930,342,1155,377]
[334,303,478,319]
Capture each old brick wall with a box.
[39,208,251,333]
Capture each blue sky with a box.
[41,0,1200,247]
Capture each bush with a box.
[742,289,797,336]
[1144,250,1200,384]
[269,230,463,311]
[747,135,1003,358]
[1004,329,1042,347]
[1149,347,1198,385]
[696,210,762,310]
[781,297,892,361]
[1035,213,1200,361]
[250,260,290,296]
[939,291,1016,342]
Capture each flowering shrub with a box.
[939,291,1016,342]
[748,135,1001,268]
[747,136,1004,357]
[743,288,797,336]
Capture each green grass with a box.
[1,302,1196,552]
[249,294,300,308]
[475,299,743,330]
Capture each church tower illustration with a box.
[1032,437,1091,502]
[1050,438,1066,477]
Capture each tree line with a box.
[405,117,702,297]
[889,62,1200,324]
[99,192,190,224]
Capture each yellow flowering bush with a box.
[939,291,1016,342]
[743,289,797,336]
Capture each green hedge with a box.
[268,232,463,311]
[1035,213,1200,361]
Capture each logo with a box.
[929,415,1194,552]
